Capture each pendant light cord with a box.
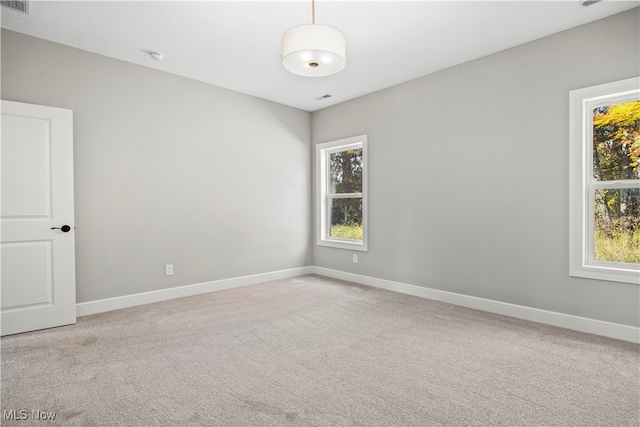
[312,0,315,24]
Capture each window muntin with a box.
[317,136,368,251]
[570,77,640,284]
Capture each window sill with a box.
[570,264,639,285]
[318,238,368,252]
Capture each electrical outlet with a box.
[353,254,358,264]
[165,264,173,276]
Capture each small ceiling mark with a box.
[149,51,164,61]
[581,0,601,7]
[1,0,28,13]
[314,94,333,101]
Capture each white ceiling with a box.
[1,1,638,111]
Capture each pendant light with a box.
[281,0,346,77]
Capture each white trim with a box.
[76,266,639,344]
[76,267,313,317]
[569,77,640,284]
[316,135,368,252]
[310,267,640,344]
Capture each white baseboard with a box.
[310,267,640,344]
[77,265,639,344]
[76,266,314,317]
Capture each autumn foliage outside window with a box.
[592,101,640,264]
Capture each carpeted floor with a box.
[1,275,638,426]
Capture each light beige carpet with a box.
[1,275,638,426]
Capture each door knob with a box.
[51,225,71,232]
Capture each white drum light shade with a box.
[282,24,346,77]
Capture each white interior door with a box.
[1,100,76,336]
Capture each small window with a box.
[569,77,640,284]
[316,135,368,251]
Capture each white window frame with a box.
[316,135,368,251]
[569,77,640,284]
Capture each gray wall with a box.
[2,9,638,327]
[312,9,640,326]
[1,30,312,303]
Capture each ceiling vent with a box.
[315,94,333,101]
[1,0,28,13]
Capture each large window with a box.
[569,77,640,284]
[316,135,368,251]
